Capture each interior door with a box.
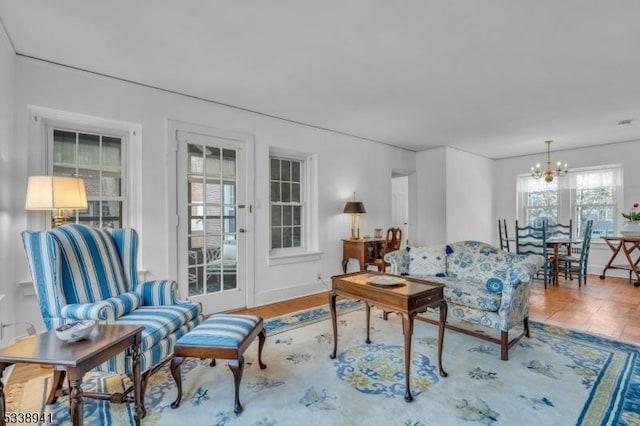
[392,175,409,245]
[176,130,247,314]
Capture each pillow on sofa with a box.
[408,245,448,277]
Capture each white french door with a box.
[176,129,250,314]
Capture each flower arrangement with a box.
[622,202,640,221]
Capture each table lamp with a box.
[25,176,88,227]
[343,193,366,240]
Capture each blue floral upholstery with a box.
[22,224,203,375]
[385,241,544,359]
[408,245,450,277]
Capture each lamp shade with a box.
[25,176,88,210]
[342,201,366,214]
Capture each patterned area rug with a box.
[7,299,640,425]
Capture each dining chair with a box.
[366,227,402,272]
[547,219,573,259]
[515,219,554,288]
[558,220,593,287]
[498,219,510,252]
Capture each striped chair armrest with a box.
[61,301,114,322]
[135,280,180,306]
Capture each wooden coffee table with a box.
[329,271,447,402]
[0,324,144,426]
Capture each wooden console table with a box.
[341,238,385,272]
[600,236,640,287]
[0,324,144,426]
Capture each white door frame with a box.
[167,120,254,312]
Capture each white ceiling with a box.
[1,1,639,159]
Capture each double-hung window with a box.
[51,127,126,228]
[570,167,621,238]
[270,155,304,250]
[517,164,623,238]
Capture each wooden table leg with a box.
[0,363,9,426]
[329,291,338,359]
[437,301,448,377]
[67,375,83,426]
[401,313,414,402]
[131,336,142,425]
[365,302,371,344]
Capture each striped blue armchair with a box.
[22,224,203,413]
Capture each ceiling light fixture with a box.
[530,140,568,183]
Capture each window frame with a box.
[49,126,128,228]
[517,164,623,239]
[268,148,320,264]
[29,107,141,232]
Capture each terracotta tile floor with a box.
[529,274,640,345]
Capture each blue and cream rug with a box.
[8,300,640,425]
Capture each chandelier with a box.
[530,140,568,183]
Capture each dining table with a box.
[545,237,582,285]
[510,237,582,285]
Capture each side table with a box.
[600,236,640,287]
[0,324,143,426]
[342,238,385,272]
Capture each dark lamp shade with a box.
[343,201,366,214]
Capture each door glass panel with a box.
[187,142,238,297]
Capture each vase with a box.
[620,220,640,237]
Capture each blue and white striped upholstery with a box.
[22,223,203,376]
[176,314,262,348]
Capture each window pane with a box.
[189,181,204,203]
[205,147,220,176]
[291,183,300,202]
[270,159,280,180]
[293,206,301,225]
[283,205,292,226]
[223,182,236,205]
[188,144,204,174]
[292,161,300,182]
[222,149,236,178]
[271,182,280,202]
[78,133,100,168]
[53,130,76,164]
[102,136,121,168]
[281,160,291,181]
[205,182,221,205]
[293,226,301,247]
[283,227,292,247]
[272,228,282,249]
[271,205,282,226]
[281,182,290,202]
[101,172,121,197]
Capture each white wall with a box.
[0,22,16,344]
[415,147,447,245]
[9,56,416,326]
[415,147,494,245]
[494,140,640,276]
[446,148,494,243]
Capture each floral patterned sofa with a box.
[384,241,544,360]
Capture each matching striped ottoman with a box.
[170,314,267,414]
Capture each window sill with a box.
[268,251,323,266]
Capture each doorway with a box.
[176,129,252,314]
[392,174,409,245]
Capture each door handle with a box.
[239,228,247,233]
